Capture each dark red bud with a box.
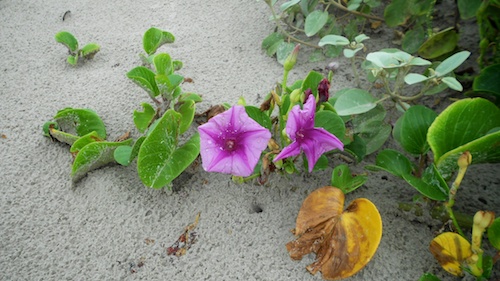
[318,78,330,103]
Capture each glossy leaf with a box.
[133,103,156,133]
[334,88,377,116]
[301,71,324,96]
[487,217,500,250]
[127,66,159,98]
[69,131,103,153]
[71,139,133,183]
[177,100,196,134]
[429,232,472,276]
[53,108,107,139]
[331,164,367,194]
[143,27,175,55]
[80,43,100,59]
[427,98,500,178]
[304,10,328,37]
[137,110,200,188]
[245,106,272,130]
[365,149,414,178]
[473,64,500,97]
[315,110,346,143]
[55,31,78,53]
[286,186,382,280]
[393,105,437,155]
[402,164,449,201]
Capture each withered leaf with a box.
[429,232,472,276]
[286,186,382,280]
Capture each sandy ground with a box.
[1,0,499,280]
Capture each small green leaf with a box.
[55,31,78,53]
[354,34,369,43]
[133,103,156,133]
[434,51,471,77]
[393,105,437,155]
[245,106,272,130]
[46,128,80,145]
[137,110,200,188]
[67,55,78,65]
[153,53,173,75]
[473,64,500,97]
[345,135,366,162]
[331,164,367,194]
[262,32,285,57]
[280,0,300,11]
[356,120,391,155]
[405,73,429,85]
[178,93,203,103]
[80,43,100,59]
[402,164,449,201]
[114,145,133,166]
[334,88,377,116]
[441,77,463,91]
[383,0,410,27]
[72,139,133,183]
[487,218,500,250]
[457,0,482,19]
[318,35,350,47]
[418,28,459,59]
[70,131,103,153]
[365,149,414,178]
[143,27,175,55]
[304,10,329,37]
[418,273,442,281]
[301,71,324,96]
[315,110,346,142]
[402,27,425,54]
[127,66,159,98]
[177,100,196,134]
[53,108,107,139]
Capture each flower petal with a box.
[301,128,344,172]
[273,141,301,162]
[286,95,316,139]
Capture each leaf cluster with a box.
[55,31,100,65]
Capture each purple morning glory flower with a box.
[198,105,271,177]
[273,95,344,172]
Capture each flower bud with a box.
[473,211,495,230]
[458,151,472,169]
[318,78,330,103]
[284,44,300,72]
[289,89,302,104]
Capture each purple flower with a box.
[198,105,271,177]
[273,95,344,172]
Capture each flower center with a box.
[296,129,305,140]
[224,138,237,152]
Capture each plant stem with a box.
[325,0,385,22]
[445,152,472,237]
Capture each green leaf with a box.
[277,42,296,65]
[393,105,437,155]
[418,273,442,281]
[334,88,377,116]
[280,0,300,11]
[137,110,200,188]
[331,164,367,194]
[143,27,175,55]
[457,0,482,19]
[405,73,429,85]
[301,71,324,95]
[434,51,471,77]
[318,35,350,47]
[402,27,425,54]
[153,53,173,75]
[245,106,272,130]
[80,43,100,59]
[315,110,346,142]
[356,120,391,155]
[53,108,107,139]
[71,139,133,183]
[70,131,103,153]
[487,218,500,250]
[67,55,78,65]
[178,93,203,103]
[114,136,145,166]
[428,98,500,178]
[473,64,500,97]
[441,77,463,91]
[383,0,410,27]
[365,149,414,178]
[354,34,369,43]
[345,135,366,162]
[46,128,80,145]
[133,103,156,133]
[418,28,459,59]
[262,32,285,57]
[304,10,329,37]
[127,66,159,98]
[402,164,449,201]
[177,100,196,134]
[55,31,78,53]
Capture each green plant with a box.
[55,31,100,65]
[44,28,201,188]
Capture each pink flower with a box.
[198,106,271,177]
[274,95,344,172]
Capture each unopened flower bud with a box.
[326,61,340,72]
[473,211,495,230]
[318,78,330,103]
[284,44,300,72]
[289,89,301,104]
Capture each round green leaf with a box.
[55,31,78,53]
[114,145,134,166]
[334,88,377,116]
[143,27,175,55]
[394,105,437,155]
[304,10,329,37]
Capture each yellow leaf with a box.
[429,232,472,276]
[286,186,383,280]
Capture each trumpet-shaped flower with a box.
[274,95,343,172]
[198,105,271,177]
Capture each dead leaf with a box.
[370,21,382,29]
[167,212,201,257]
[286,186,382,280]
[115,130,130,142]
[429,232,472,276]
